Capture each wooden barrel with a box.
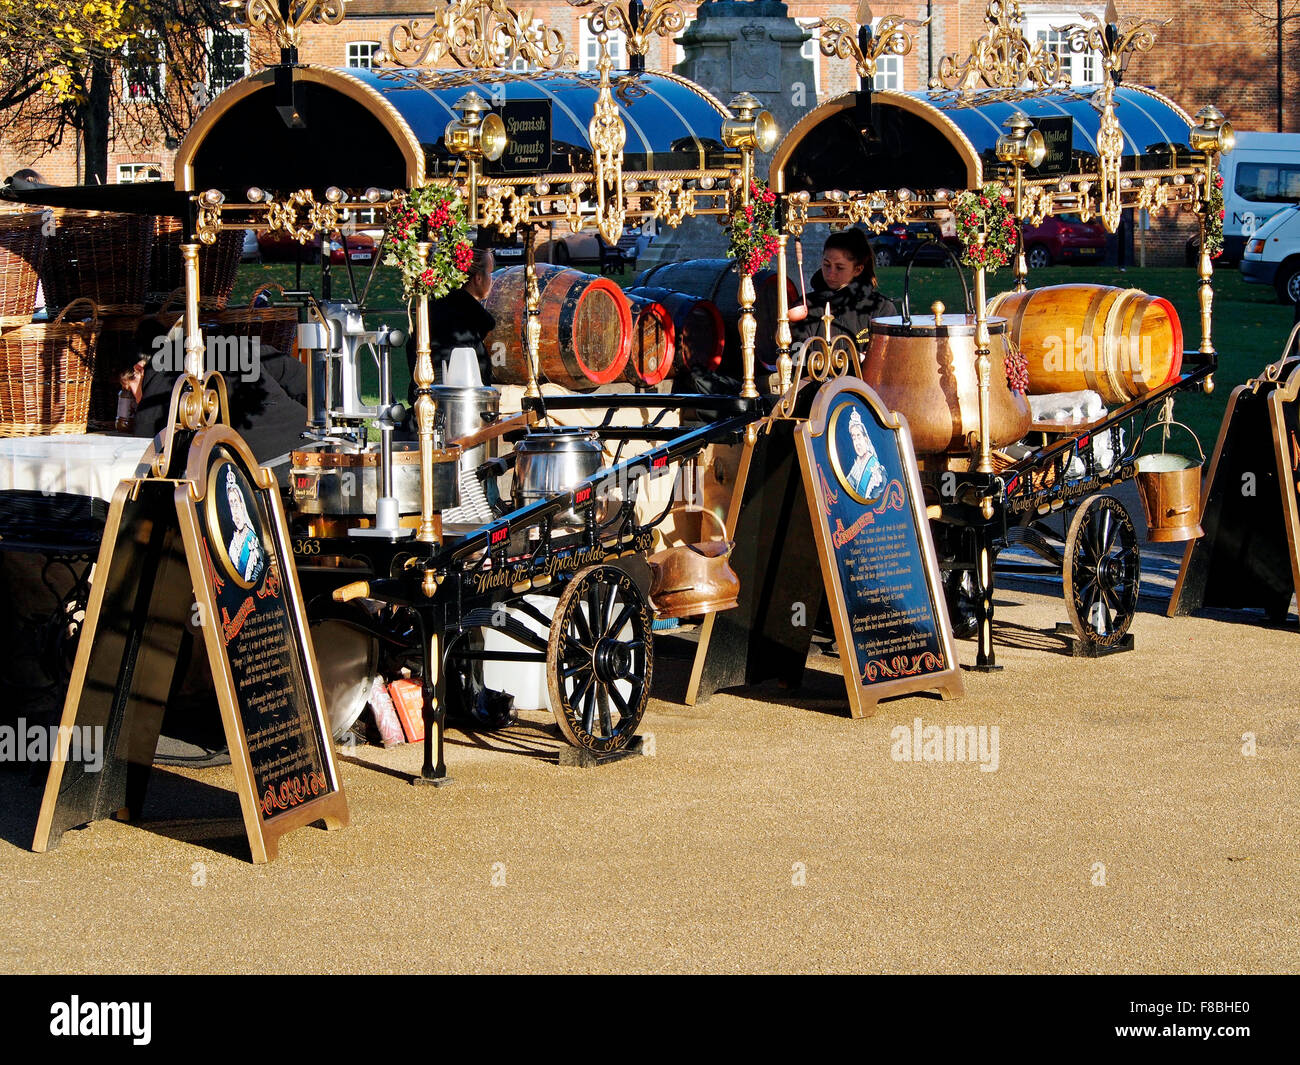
[626,286,725,372]
[987,284,1183,404]
[485,264,631,391]
[624,292,675,386]
[633,259,795,374]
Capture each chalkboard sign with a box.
[497,100,552,174]
[794,378,963,716]
[1029,115,1072,178]
[1170,366,1299,622]
[34,426,348,863]
[177,431,347,859]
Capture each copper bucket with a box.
[1134,420,1204,542]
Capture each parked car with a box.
[1020,214,1106,268]
[257,229,375,264]
[488,226,645,274]
[871,222,956,268]
[1213,131,1300,264]
[1240,203,1300,302]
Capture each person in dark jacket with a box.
[792,228,897,346]
[407,249,496,399]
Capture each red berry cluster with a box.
[389,204,419,242]
[741,234,780,275]
[1005,344,1030,394]
[427,199,453,231]
[954,184,1018,276]
[452,241,474,271]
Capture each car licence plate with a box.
[350,251,372,261]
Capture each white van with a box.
[1240,203,1300,302]
[1215,132,1300,264]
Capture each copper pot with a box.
[865,307,1031,455]
[647,539,740,619]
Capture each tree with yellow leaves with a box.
[1,0,243,184]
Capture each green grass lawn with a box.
[230,259,1295,454]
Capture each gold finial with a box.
[932,300,945,326]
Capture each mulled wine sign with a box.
[794,377,963,716]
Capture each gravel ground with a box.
[2,512,1296,973]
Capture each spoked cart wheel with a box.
[1062,495,1140,646]
[547,565,653,752]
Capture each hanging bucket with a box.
[1134,420,1204,542]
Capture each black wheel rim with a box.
[1068,498,1139,643]
[552,567,651,751]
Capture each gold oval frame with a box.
[827,398,884,507]
[205,452,271,591]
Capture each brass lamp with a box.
[722,92,779,156]
[445,91,509,222]
[995,112,1047,169]
[1191,105,1235,156]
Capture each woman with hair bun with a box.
[792,227,896,345]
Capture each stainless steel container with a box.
[432,384,500,470]
[290,441,460,517]
[512,427,605,526]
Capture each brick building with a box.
[3,0,1288,264]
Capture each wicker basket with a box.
[40,210,153,317]
[0,298,101,436]
[0,210,49,328]
[147,216,244,310]
[214,282,298,358]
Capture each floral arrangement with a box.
[727,180,780,277]
[953,184,1019,274]
[1202,171,1225,260]
[383,186,474,302]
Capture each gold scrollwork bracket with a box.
[930,1,1062,96]
[771,333,862,424]
[815,10,927,82]
[568,0,686,60]
[387,1,575,70]
[222,0,346,51]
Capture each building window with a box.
[208,29,249,95]
[117,163,162,184]
[347,41,380,70]
[122,33,165,101]
[1024,11,1102,86]
[579,21,626,71]
[796,20,822,98]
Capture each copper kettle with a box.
[864,245,1030,456]
[646,511,740,619]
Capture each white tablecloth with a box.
[0,434,151,501]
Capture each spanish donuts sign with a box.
[795,377,963,715]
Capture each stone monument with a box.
[638,0,815,267]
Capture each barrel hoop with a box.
[1102,288,1143,403]
[1079,286,1110,397]
[1126,295,1148,390]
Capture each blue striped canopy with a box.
[775,84,1196,194]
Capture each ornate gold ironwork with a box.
[931,1,1061,96]
[568,0,686,58]
[264,189,341,244]
[222,0,346,51]
[772,333,862,422]
[1094,89,1125,231]
[588,44,628,245]
[1052,6,1167,85]
[387,1,574,71]
[814,5,927,82]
